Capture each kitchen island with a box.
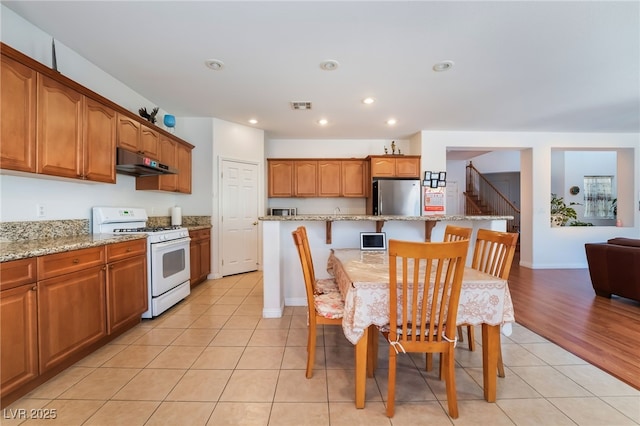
[259,214,513,318]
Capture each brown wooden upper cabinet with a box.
[117,114,159,159]
[268,160,295,197]
[1,54,37,173]
[294,160,318,197]
[1,43,194,190]
[268,158,367,198]
[37,75,116,183]
[369,155,420,178]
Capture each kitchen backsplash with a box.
[0,216,211,242]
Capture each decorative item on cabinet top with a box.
[139,107,159,124]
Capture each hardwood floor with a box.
[507,255,640,390]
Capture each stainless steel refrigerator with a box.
[372,179,422,216]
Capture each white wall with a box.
[211,118,265,278]
[419,131,640,269]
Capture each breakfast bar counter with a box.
[258,214,513,318]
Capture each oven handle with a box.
[150,237,191,250]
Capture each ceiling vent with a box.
[290,101,312,110]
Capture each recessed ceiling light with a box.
[318,118,328,126]
[433,60,454,72]
[320,60,339,71]
[362,97,375,105]
[386,118,397,125]
[248,119,258,125]
[205,59,224,70]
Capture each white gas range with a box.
[92,206,191,318]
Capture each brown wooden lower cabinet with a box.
[0,241,148,407]
[190,228,211,287]
[0,283,38,397]
[106,240,147,334]
[37,264,107,373]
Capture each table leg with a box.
[482,323,499,402]
[354,326,369,409]
[367,325,378,377]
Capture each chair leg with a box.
[386,348,397,418]
[442,348,459,419]
[457,325,465,343]
[497,335,505,378]
[306,325,317,379]
[425,353,433,371]
[466,325,476,352]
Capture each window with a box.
[583,176,614,218]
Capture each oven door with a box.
[150,237,191,297]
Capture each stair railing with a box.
[464,161,521,233]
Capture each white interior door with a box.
[221,160,259,276]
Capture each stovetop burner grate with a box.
[113,226,183,233]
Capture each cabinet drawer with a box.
[37,246,105,280]
[106,239,146,262]
[189,228,210,241]
[0,258,37,291]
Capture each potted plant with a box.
[550,193,578,226]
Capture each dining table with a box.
[327,248,516,409]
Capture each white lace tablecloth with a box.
[328,249,515,345]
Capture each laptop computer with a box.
[360,232,387,251]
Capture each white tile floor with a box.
[4,271,639,425]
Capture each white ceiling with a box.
[4,1,639,140]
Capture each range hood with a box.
[116,148,178,176]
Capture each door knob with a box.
[253,221,258,226]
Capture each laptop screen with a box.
[360,232,387,251]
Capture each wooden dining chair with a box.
[443,224,472,242]
[439,225,473,367]
[466,228,519,377]
[292,228,344,378]
[382,238,469,418]
[297,226,340,295]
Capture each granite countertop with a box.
[0,234,148,263]
[259,214,514,221]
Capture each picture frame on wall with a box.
[424,171,432,181]
[438,180,446,187]
[430,179,439,188]
[438,172,447,181]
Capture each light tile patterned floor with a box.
[4,271,639,425]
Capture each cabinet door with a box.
[294,160,318,197]
[395,157,420,177]
[83,98,116,183]
[140,124,159,159]
[189,229,210,286]
[190,241,200,286]
[268,160,294,197]
[117,113,140,152]
[1,284,38,397]
[106,255,147,334]
[37,265,107,372]
[318,160,341,197]
[176,143,192,194]
[158,135,177,191]
[342,160,367,197]
[37,75,83,179]
[198,236,211,282]
[1,55,36,173]
[370,157,395,177]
